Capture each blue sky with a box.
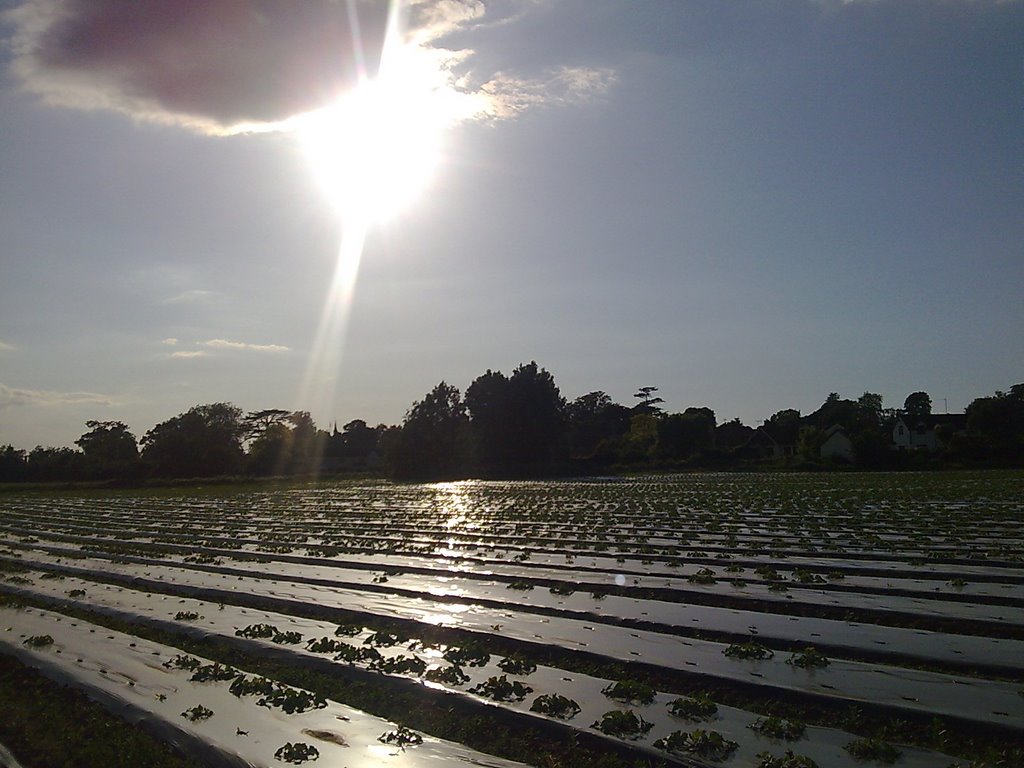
[1,0,1021,449]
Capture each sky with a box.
[1,0,1021,450]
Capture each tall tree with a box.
[903,391,932,421]
[75,420,139,479]
[633,386,664,414]
[392,382,468,479]
[141,403,245,478]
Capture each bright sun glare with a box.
[297,44,453,225]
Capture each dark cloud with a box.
[6,0,391,132]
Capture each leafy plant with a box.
[654,729,738,760]
[498,654,537,676]
[258,687,327,715]
[305,637,349,654]
[162,654,202,671]
[443,645,490,667]
[23,635,54,648]
[845,737,902,763]
[67,589,86,598]
[274,742,319,763]
[190,662,238,683]
[592,710,653,739]
[724,641,774,660]
[333,623,363,637]
[378,725,423,748]
[750,716,807,740]
[756,750,820,768]
[181,704,214,722]
[602,679,656,705]
[369,654,427,675]
[236,623,277,639]
[174,611,200,621]
[506,580,533,591]
[530,694,581,720]
[688,567,718,585]
[667,693,718,721]
[549,584,575,596]
[424,665,470,686]
[271,630,303,645]
[469,674,533,702]
[229,674,277,698]
[787,647,830,669]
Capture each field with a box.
[1,471,1023,767]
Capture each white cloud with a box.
[0,340,16,352]
[200,338,290,353]
[0,383,113,408]
[160,337,178,346]
[480,66,617,119]
[169,350,209,359]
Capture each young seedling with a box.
[22,635,54,648]
[653,729,738,760]
[274,742,319,763]
[443,645,490,667]
[174,611,201,621]
[530,694,581,720]
[786,647,830,669]
[498,653,538,676]
[667,693,718,721]
[750,716,807,740]
[378,725,423,748]
[424,665,470,686]
[724,641,774,660]
[470,675,533,702]
[592,710,653,739]
[602,679,656,705]
[181,704,214,722]
[236,623,277,639]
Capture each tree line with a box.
[1,364,1022,483]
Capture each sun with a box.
[296,54,448,225]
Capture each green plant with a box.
[688,567,717,585]
[22,635,54,648]
[67,589,86,598]
[378,725,423,747]
[667,693,718,721]
[787,647,829,669]
[530,694,581,720]
[162,654,202,671]
[258,687,327,715]
[469,675,533,702]
[274,742,319,763]
[369,654,427,675]
[271,630,303,645]
[654,729,738,760]
[591,710,653,739]
[229,675,277,698]
[333,623,363,637]
[756,750,820,768]
[506,580,533,591]
[845,737,902,763]
[602,679,656,705]
[750,716,807,740]
[549,584,575,595]
[181,704,214,722]
[443,645,490,667]
[724,641,774,660]
[190,662,238,683]
[236,623,277,639]
[174,611,200,621]
[498,654,537,676]
[305,637,349,654]
[424,665,470,686]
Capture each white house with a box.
[820,424,855,462]
[892,414,967,452]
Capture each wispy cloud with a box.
[0,383,113,408]
[5,0,615,134]
[165,338,289,359]
[169,350,208,359]
[200,339,290,353]
[0,340,16,352]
